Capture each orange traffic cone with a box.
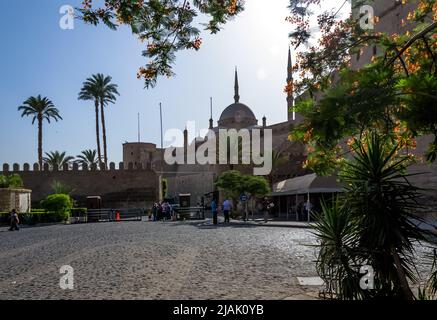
[116,212,121,222]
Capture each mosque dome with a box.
[217,68,258,127]
[219,103,257,123]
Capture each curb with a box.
[233,221,313,229]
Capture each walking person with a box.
[222,199,232,223]
[9,209,20,231]
[211,199,218,225]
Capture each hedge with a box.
[0,207,87,225]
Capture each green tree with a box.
[215,170,246,201]
[216,170,270,206]
[18,95,62,169]
[75,149,99,168]
[288,0,437,173]
[43,151,74,169]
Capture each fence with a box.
[173,207,205,220]
[71,208,145,223]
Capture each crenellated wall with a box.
[0,162,159,209]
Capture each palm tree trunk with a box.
[38,114,43,170]
[95,101,103,170]
[100,101,108,170]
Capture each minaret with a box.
[234,67,240,103]
[287,47,295,122]
[209,97,214,130]
[184,126,188,158]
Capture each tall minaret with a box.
[287,47,295,122]
[209,97,214,130]
[234,67,240,103]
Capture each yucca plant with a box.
[340,131,428,299]
[313,198,365,300]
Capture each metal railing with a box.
[85,208,144,223]
[173,207,205,220]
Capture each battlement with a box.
[1,162,153,173]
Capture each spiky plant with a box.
[340,131,427,299]
[43,151,74,169]
[75,149,100,168]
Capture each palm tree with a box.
[267,150,287,187]
[98,74,119,168]
[79,78,103,169]
[75,149,99,167]
[79,74,119,169]
[18,95,62,169]
[43,151,74,169]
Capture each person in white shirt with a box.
[222,199,232,223]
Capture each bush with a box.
[40,194,73,221]
[0,208,77,226]
[0,174,23,188]
[50,180,73,195]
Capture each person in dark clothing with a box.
[163,202,171,221]
[157,203,163,221]
[9,209,19,231]
[152,203,158,221]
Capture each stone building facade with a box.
[351,0,437,217]
[0,188,32,213]
[122,49,308,206]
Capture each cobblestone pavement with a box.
[0,220,433,300]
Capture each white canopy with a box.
[271,173,343,196]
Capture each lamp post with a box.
[159,103,164,202]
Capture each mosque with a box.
[123,48,309,205]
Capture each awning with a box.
[270,173,343,196]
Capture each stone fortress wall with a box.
[0,162,159,209]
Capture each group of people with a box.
[150,202,175,222]
[210,199,232,225]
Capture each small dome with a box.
[219,103,257,126]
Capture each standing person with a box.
[304,200,313,222]
[164,202,171,221]
[211,199,218,225]
[263,197,269,223]
[157,203,163,221]
[263,197,275,223]
[152,203,157,221]
[9,209,19,231]
[222,199,232,223]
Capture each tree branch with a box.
[386,22,437,67]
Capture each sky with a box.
[0,0,349,165]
